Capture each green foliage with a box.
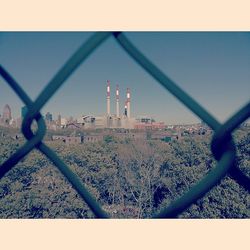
[103,135,114,144]
[0,126,249,218]
[161,136,171,142]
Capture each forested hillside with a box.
[0,127,249,218]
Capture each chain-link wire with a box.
[0,32,249,218]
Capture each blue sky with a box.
[0,32,249,124]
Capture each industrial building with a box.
[104,80,135,129]
[1,104,12,125]
[68,80,137,129]
[0,104,19,127]
[56,80,165,130]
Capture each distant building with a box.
[2,104,12,125]
[114,131,146,140]
[77,115,95,129]
[136,116,152,124]
[51,134,103,144]
[93,116,106,129]
[61,117,67,127]
[45,112,53,122]
[52,135,83,144]
[134,116,165,130]
[66,123,81,129]
[57,114,61,127]
[83,134,103,143]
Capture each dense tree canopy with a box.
[0,126,249,218]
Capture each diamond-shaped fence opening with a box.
[0,32,249,218]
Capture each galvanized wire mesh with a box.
[0,32,249,218]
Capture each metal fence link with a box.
[0,65,109,218]
[211,102,250,192]
[0,32,249,218]
[0,66,46,178]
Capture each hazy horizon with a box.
[1,32,250,124]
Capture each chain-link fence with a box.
[0,32,249,218]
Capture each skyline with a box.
[0,32,250,124]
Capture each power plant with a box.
[105,80,135,129]
[0,80,165,130]
[67,80,136,129]
[67,80,165,130]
